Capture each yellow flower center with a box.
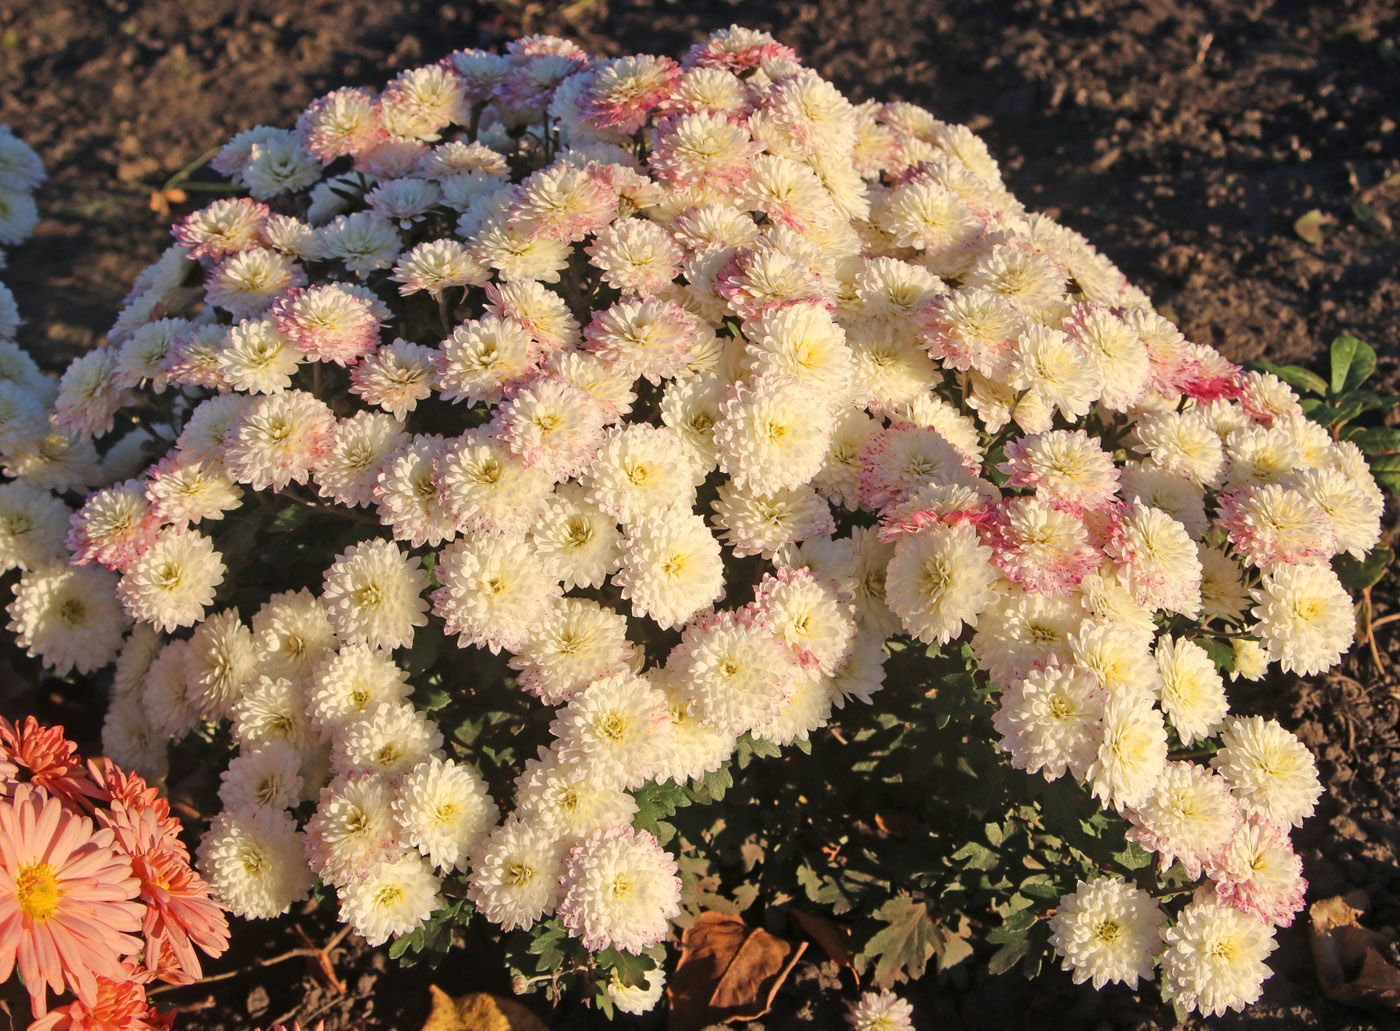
[16,862,61,923]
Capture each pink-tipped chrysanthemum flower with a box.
[0,784,144,1015]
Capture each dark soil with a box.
[1,1,1399,1030]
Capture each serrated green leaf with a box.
[1369,453,1400,495]
[1347,427,1400,454]
[1331,335,1377,395]
[951,841,1000,871]
[1112,841,1152,871]
[1335,547,1394,591]
[1198,636,1236,675]
[987,937,1031,976]
[855,897,943,988]
[1249,360,1328,396]
[986,907,1038,944]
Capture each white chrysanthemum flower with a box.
[66,479,154,570]
[1069,620,1159,697]
[207,247,306,316]
[1119,462,1208,539]
[753,566,856,677]
[1207,815,1306,929]
[197,806,313,919]
[1088,692,1168,811]
[232,674,314,752]
[581,424,698,527]
[374,435,457,548]
[587,219,684,295]
[845,989,915,1031]
[116,527,226,632]
[308,641,411,736]
[141,639,200,740]
[226,390,337,492]
[607,968,666,1017]
[1154,636,1227,746]
[305,772,400,885]
[3,429,102,492]
[508,598,635,705]
[339,851,442,947]
[512,750,639,841]
[435,314,538,406]
[1197,544,1252,624]
[557,826,681,954]
[53,347,128,439]
[616,509,725,631]
[649,667,737,784]
[111,622,163,701]
[318,211,402,273]
[1222,425,1300,489]
[218,740,305,812]
[350,340,437,419]
[331,701,443,779]
[1107,504,1202,617]
[884,522,998,645]
[527,484,623,592]
[1291,464,1382,559]
[845,319,941,411]
[1067,304,1149,412]
[102,690,169,783]
[668,612,801,737]
[1210,715,1321,828]
[1249,563,1353,677]
[394,758,498,872]
[184,608,258,721]
[1010,323,1102,425]
[242,132,321,197]
[549,672,675,791]
[712,481,835,560]
[433,534,562,654]
[713,376,834,494]
[437,427,554,539]
[1160,898,1277,1017]
[972,585,1082,686]
[217,316,302,395]
[1133,410,1225,487]
[316,410,410,509]
[1049,876,1166,990]
[1219,484,1335,572]
[496,377,608,482]
[175,394,253,469]
[146,456,244,527]
[468,817,568,932]
[321,538,430,651]
[1128,761,1238,878]
[252,587,337,682]
[741,302,853,401]
[5,563,129,675]
[993,662,1104,781]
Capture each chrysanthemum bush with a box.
[0,25,1396,1022]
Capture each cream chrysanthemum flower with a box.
[1207,814,1306,928]
[845,989,915,1031]
[512,750,640,841]
[468,817,568,932]
[508,598,635,706]
[6,563,129,675]
[1088,692,1168,811]
[393,758,498,872]
[197,806,313,919]
[557,826,681,955]
[615,509,725,631]
[349,339,437,419]
[971,585,1081,686]
[1210,716,1321,829]
[884,522,998,645]
[1049,876,1165,990]
[548,672,674,791]
[218,740,304,812]
[1160,898,1276,1017]
[1127,761,1238,878]
[0,483,70,573]
[331,702,443,780]
[231,674,314,752]
[432,534,562,654]
[527,484,623,592]
[321,539,430,651]
[373,436,457,548]
[1250,564,1354,677]
[581,424,698,528]
[993,662,1104,781]
[116,527,226,632]
[667,611,801,737]
[304,772,399,885]
[439,427,555,539]
[713,376,834,494]
[184,608,259,721]
[338,851,442,947]
[316,410,409,509]
[1154,636,1227,746]
[308,641,411,736]
[226,390,336,492]
[252,587,337,682]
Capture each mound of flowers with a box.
[0,25,1387,1021]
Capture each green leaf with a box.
[1112,841,1152,871]
[1369,453,1400,495]
[986,906,1038,944]
[1346,427,1400,454]
[951,841,1000,871]
[1198,637,1236,676]
[855,898,943,988]
[1331,335,1377,396]
[1334,547,1394,591]
[631,779,690,840]
[1248,360,1328,396]
[987,938,1031,976]
[268,504,314,533]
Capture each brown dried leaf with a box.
[667,912,807,1031]
[419,985,549,1031]
[788,909,854,975]
[1309,893,1400,1011]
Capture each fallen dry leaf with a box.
[788,909,855,978]
[1293,207,1336,246]
[667,912,806,1031]
[419,985,550,1031]
[1309,892,1400,1011]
